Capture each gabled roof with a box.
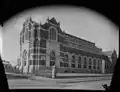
[47,17,59,25]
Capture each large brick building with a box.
[19,17,111,74]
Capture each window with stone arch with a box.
[83,57,87,68]
[64,54,69,62]
[88,57,92,69]
[93,58,96,69]
[50,50,56,66]
[78,56,82,64]
[49,27,57,41]
[89,58,92,65]
[23,49,27,66]
[78,56,82,68]
[71,54,75,63]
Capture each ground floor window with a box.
[88,65,92,69]
[83,64,87,68]
[97,66,100,70]
[39,55,46,65]
[93,65,96,69]
[50,61,55,66]
[40,60,46,65]
[64,63,69,67]
[29,60,32,65]
[60,62,64,67]
[71,64,75,68]
[78,64,81,68]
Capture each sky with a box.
[2,7,119,65]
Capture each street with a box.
[7,76,111,90]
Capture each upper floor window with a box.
[49,27,57,40]
[40,29,48,39]
[40,39,46,48]
[34,39,39,47]
[33,29,38,38]
[93,59,96,65]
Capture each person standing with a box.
[52,65,56,78]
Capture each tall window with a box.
[23,50,27,66]
[49,27,57,40]
[93,59,96,69]
[71,55,75,68]
[34,39,39,48]
[33,29,38,39]
[83,57,87,68]
[50,51,56,66]
[78,56,82,68]
[29,31,31,40]
[71,55,75,63]
[63,54,69,68]
[25,30,29,40]
[97,60,101,70]
[64,54,69,62]
[88,58,92,69]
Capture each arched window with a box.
[88,58,92,69]
[83,57,87,68]
[97,60,101,70]
[49,27,57,40]
[71,54,75,68]
[89,58,92,65]
[64,54,69,62]
[50,51,56,66]
[78,56,82,68]
[23,50,27,66]
[93,59,96,65]
[25,30,29,40]
[93,59,96,69]
[78,56,81,64]
[71,55,75,63]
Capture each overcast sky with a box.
[2,7,119,65]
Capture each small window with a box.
[49,27,57,40]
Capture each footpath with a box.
[30,73,112,83]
